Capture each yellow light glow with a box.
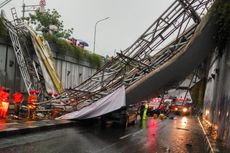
[181,117,187,128]
[205,110,209,116]
[183,108,188,112]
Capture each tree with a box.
[25,9,73,39]
[211,1,230,49]
[24,8,104,68]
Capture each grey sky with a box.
[3,0,174,56]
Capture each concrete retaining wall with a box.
[203,41,230,145]
[0,38,96,93]
[0,38,24,93]
[54,53,96,89]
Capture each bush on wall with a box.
[0,16,104,68]
[211,0,230,49]
[44,33,103,68]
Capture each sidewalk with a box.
[0,118,76,138]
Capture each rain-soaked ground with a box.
[0,116,208,153]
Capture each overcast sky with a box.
[3,0,174,56]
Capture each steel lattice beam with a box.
[42,0,215,111]
[1,16,35,94]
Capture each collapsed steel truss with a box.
[1,8,49,95]
[43,0,215,110]
[1,8,36,94]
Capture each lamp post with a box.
[22,0,46,20]
[93,17,109,53]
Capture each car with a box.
[147,102,160,117]
[170,101,192,115]
[101,105,138,128]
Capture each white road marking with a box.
[120,129,144,139]
[27,125,39,128]
[132,129,143,136]
[4,128,18,131]
[6,123,19,125]
[119,133,132,139]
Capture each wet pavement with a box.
[0,119,75,138]
[198,117,230,153]
[0,116,209,153]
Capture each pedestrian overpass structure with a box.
[3,0,218,119]
[52,0,218,119]
[54,0,216,113]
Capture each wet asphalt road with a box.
[0,116,207,153]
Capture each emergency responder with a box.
[0,86,5,118]
[142,103,149,120]
[13,91,24,118]
[27,90,38,120]
[0,88,10,119]
[139,102,145,120]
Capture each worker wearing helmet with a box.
[0,88,10,119]
[0,86,6,118]
[27,90,38,120]
[13,91,24,118]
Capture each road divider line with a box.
[119,133,132,139]
[132,129,143,136]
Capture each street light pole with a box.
[93,17,109,53]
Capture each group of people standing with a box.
[0,86,38,120]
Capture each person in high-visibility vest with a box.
[13,91,24,118]
[27,90,38,120]
[0,87,10,119]
[139,103,145,120]
[142,103,149,120]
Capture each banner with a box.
[57,86,126,119]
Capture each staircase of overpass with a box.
[46,0,216,112]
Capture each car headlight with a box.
[183,108,188,112]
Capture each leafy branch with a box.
[211,0,230,49]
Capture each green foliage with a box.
[44,34,103,68]
[25,9,73,39]
[211,0,230,48]
[24,9,103,68]
[0,12,103,68]
[84,51,104,68]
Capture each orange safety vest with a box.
[28,95,38,105]
[13,92,24,103]
[0,91,4,102]
[1,92,9,102]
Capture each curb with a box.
[197,117,215,153]
[0,120,76,138]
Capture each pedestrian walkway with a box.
[0,119,75,138]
